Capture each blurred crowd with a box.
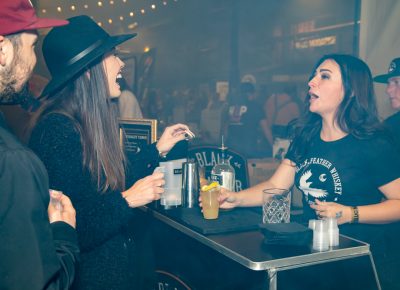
[136,80,303,159]
[1,76,304,159]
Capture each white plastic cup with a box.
[326,217,339,247]
[49,189,63,211]
[313,219,329,251]
[308,219,316,230]
[156,158,186,208]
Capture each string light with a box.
[41,0,179,31]
[45,0,178,16]
[128,22,138,29]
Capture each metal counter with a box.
[143,206,381,290]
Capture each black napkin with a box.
[259,222,312,246]
[163,207,262,235]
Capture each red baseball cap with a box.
[0,0,68,36]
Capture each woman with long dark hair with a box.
[29,15,191,290]
[209,54,400,287]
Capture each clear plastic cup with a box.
[49,189,63,211]
[308,219,316,230]
[200,186,220,219]
[326,217,339,247]
[262,188,291,224]
[313,219,329,251]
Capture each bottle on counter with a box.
[211,136,236,192]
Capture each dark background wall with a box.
[35,0,359,92]
[0,0,359,142]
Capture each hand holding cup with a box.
[48,190,76,228]
[122,172,165,207]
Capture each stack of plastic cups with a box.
[312,219,329,251]
[326,217,339,247]
[308,219,316,230]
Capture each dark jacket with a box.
[0,118,79,290]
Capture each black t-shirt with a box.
[227,100,264,157]
[384,111,400,149]
[286,133,400,221]
[286,133,400,263]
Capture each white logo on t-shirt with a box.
[299,169,328,199]
[296,157,343,202]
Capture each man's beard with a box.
[0,70,20,104]
[0,52,32,105]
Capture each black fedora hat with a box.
[40,15,136,98]
[373,57,400,83]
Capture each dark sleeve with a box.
[125,140,188,186]
[363,135,400,187]
[283,139,295,162]
[256,104,265,123]
[384,112,400,150]
[0,145,78,290]
[46,223,80,290]
[29,114,134,252]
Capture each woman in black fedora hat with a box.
[29,15,191,289]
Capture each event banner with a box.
[188,146,249,191]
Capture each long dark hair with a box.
[289,54,382,164]
[31,56,125,192]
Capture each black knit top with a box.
[29,113,145,290]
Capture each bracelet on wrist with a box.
[158,150,167,159]
[350,206,359,223]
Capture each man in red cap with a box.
[0,1,79,289]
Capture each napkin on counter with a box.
[259,222,312,246]
[163,207,262,235]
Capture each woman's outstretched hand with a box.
[156,123,193,156]
[199,188,239,210]
[218,188,239,209]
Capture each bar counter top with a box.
[142,206,371,271]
